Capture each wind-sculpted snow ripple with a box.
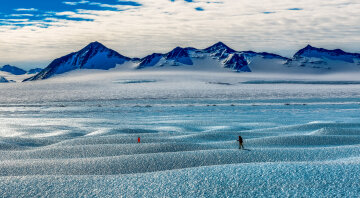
[2,160,359,197]
[248,135,360,147]
[310,127,360,136]
[0,146,360,176]
[1,93,360,196]
[0,137,58,150]
[0,143,216,160]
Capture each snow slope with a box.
[27,68,43,74]
[0,71,34,83]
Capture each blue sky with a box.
[0,0,359,69]
[0,0,142,27]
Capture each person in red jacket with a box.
[138,137,141,143]
[237,136,244,149]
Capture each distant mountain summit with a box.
[286,45,360,70]
[0,65,27,75]
[204,42,236,59]
[138,47,194,68]
[138,53,163,69]
[223,53,251,72]
[165,47,193,65]
[294,44,360,62]
[24,41,131,81]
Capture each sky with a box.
[0,0,359,69]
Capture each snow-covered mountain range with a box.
[0,65,27,75]
[0,65,42,83]
[285,45,360,71]
[0,65,43,75]
[25,42,130,81]
[15,41,360,81]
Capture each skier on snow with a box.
[237,136,244,149]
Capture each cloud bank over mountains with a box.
[0,0,359,69]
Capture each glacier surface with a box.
[1,71,360,197]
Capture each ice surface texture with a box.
[1,72,360,197]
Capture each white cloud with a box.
[0,0,360,69]
[8,14,34,17]
[54,11,97,20]
[63,1,90,6]
[63,1,141,10]
[14,8,38,12]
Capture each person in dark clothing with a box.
[237,136,244,149]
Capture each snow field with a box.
[1,71,360,197]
